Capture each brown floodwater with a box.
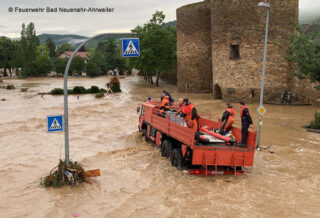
[0,76,319,217]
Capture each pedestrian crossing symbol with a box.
[121,38,140,57]
[47,115,63,132]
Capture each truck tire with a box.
[142,129,148,142]
[162,139,173,159]
[161,142,167,157]
[166,141,173,159]
[161,139,168,157]
[171,148,184,170]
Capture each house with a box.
[59,51,88,63]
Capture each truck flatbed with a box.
[138,100,257,175]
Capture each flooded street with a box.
[0,76,319,217]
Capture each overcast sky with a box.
[0,0,318,38]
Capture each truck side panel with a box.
[168,122,194,148]
[151,114,169,134]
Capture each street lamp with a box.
[63,32,136,165]
[256,2,270,150]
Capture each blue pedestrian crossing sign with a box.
[47,115,63,132]
[121,38,140,57]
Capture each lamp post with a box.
[63,32,136,165]
[256,2,270,150]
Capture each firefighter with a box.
[162,90,174,104]
[160,95,170,114]
[219,103,235,135]
[181,98,198,133]
[239,102,253,147]
[175,98,184,115]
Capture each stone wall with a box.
[211,0,299,102]
[176,0,318,103]
[176,1,213,93]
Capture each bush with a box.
[99,88,107,93]
[50,88,64,95]
[88,85,100,93]
[49,85,107,95]
[312,112,320,129]
[72,86,87,94]
[111,83,121,92]
[95,93,105,98]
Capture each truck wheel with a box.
[142,129,148,142]
[171,148,184,170]
[166,141,173,159]
[161,143,167,157]
[162,140,173,159]
[161,139,169,157]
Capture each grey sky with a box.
[0,0,318,38]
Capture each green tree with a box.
[86,61,100,77]
[104,38,121,72]
[96,41,105,53]
[87,48,105,75]
[54,58,68,75]
[286,24,320,89]
[56,43,72,56]
[130,11,177,86]
[35,44,51,76]
[70,55,85,75]
[20,22,40,77]
[45,38,56,58]
[0,37,20,77]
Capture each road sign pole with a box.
[256,8,270,150]
[63,33,110,166]
[63,33,137,166]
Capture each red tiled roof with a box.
[63,51,88,59]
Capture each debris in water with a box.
[6,84,15,90]
[85,169,101,177]
[20,88,28,92]
[42,159,93,187]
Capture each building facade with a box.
[177,0,303,102]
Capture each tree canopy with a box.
[34,44,52,76]
[130,11,177,86]
[70,55,85,75]
[54,58,68,75]
[0,37,20,76]
[57,43,72,56]
[286,24,320,89]
[45,38,56,59]
[20,22,40,77]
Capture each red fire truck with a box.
[138,100,257,176]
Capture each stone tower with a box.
[176,1,213,93]
[177,0,300,101]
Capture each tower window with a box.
[230,44,240,59]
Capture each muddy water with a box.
[0,76,319,217]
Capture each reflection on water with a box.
[0,76,319,217]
